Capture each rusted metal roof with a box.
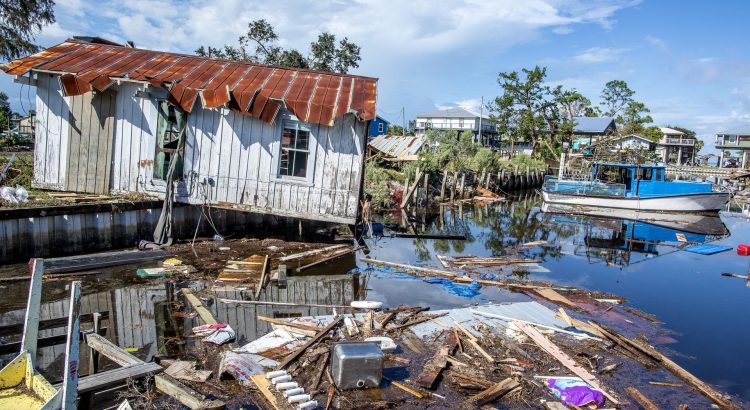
[368,134,424,160]
[2,40,377,126]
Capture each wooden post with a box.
[440,169,448,201]
[88,312,102,375]
[450,171,458,204]
[403,175,410,204]
[422,173,429,206]
[277,264,287,288]
[459,173,466,198]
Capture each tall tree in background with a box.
[495,66,547,156]
[196,19,361,73]
[619,101,653,134]
[0,92,11,131]
[600,80,634,120]
[552,86,592,148]
[0,0,55,61]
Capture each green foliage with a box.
[619,101,653,134]
[387,124,404,135]
[494,66,547,156]
[364,159,395,210]
[600,80,635,119]
[196,19,361,73]
[0,92,10,132]
[0,0,55,61]
[643,125,663,143]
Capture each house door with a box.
[65,90,116,194]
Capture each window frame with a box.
[273,116,317,186]
[378,122,384,133]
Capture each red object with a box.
[737,244,750,256]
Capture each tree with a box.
[619,101,653,135]
[495,66,547,156]
[0,0,55,61]
[643,126,663,142]
[600,80,635,120]
[552,86,592,148]
[0,92,11,132]
[387,124,404,135]
[196,19,361,73]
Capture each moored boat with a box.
[542,163,729,212]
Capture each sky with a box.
[2,0,750,153]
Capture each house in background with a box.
[715,127,750,168]
[592,134,655,152]
[2,38,377,225]
[414,107,497,144]
[368,115,390,138]
[571,117,616,152]
[655,127,696,165]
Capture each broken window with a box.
[278,120,310,178]
[154,101,187,180]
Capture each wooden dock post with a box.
[88,312,102,375]
[422,173,429,206]
[61,281,82,410]
[440,169,448,201]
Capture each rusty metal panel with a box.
[1,40,378,126]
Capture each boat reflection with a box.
[540,203,730,266]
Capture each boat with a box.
[542,163,729,212]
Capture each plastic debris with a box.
[422,277,482,298]
[351,300,383,309]
[193,323,236,345]
[235,328,306,355]
[288,394,311,403]
[219,352,279,385]
[364,336,398,352]
[297,400,318,410]
[276,382,299,390]
[0,186,27,203]
[213,234,224,241]
[266,370,287,379]
[283,387,305,397]
[272,374,293,384]
[684,244,733,255]
[545,378,605,407]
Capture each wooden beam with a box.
[257,316,323,332]
[255,255,269,299]
[400,169,424,208]
[86,333,141,366]
[155,374,225,410]
[278,245,348,262]
[58,362,163,393]
[296,247,357,271]
[182,289,218,325]
[276,316,344,370]
[250,374,279,410]
[465,377,520,406]
[625,387,658,410]
[360,258,457,277]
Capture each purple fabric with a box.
[547,378,606,407]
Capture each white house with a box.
[2,38,378,225]
[655,127,696,165]
[414,107,497,142]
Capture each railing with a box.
[543,177,627,197]
[664,137,695,145]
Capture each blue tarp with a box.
[422,277,482,298]
[351,265,481,298]
[684,244,733,255]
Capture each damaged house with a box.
[1,38,377,224]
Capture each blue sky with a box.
[2,0,749,152]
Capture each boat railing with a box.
[543,177,627,197]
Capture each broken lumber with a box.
[218,298,350,309]
[383,376,424,398]
[250,374,279,410]
[535,288,578,309]
[257,316,323,332]
[625,386,658,410]
[465,377,520,406]
[453,322,493,364]
[182,289,218,325]
[513,321,620,405]
[417,331,458,389]
[155,373,225,410]
[296,247,357,271]
[387,313,448,332]
[279,245,348,262]
[276,316,344,370]
[255,255,269,299]
[360,257,458,277]
[648,381,683,388]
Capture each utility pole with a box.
[478,96,484,145]
[402,107,406,135]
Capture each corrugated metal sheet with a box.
[2,40,377,127]
[368,135,424,159]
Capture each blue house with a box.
[368,115,390,137]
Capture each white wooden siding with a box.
[32,76,366,224]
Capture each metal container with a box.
[330,341,384,390]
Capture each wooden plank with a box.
[383,376,424,399]
[648,381,683,388]
[514,321,620,405]
[465,377,520,406]
[255,255,269,299]
[257,316,322,332]
[44,249,169,273]
[279,244,348,262]
[625,387,658,410]
[250,374,279,410]
[535,288,578,309]
[182,289,218,325]
[360,258,457,278]
[296,247,357,271]
[276,315,343,370]
[155,373,225,410]
[58,362,163,393]
[86,333,141,366]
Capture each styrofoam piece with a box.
[271,374,292,384]
[297,401,318,410]
[364,336,397,352]
[276,382,299,390]
[283,387,305,397]
[266,370,287,379]
[288,394,312,403]
[351,300,383,309]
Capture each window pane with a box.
[291,151,308,177]
[282,127,294,148]
[279,148,290,175]
[295,128,309,151]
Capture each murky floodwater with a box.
[0,190,748,404]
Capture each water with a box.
[1,191,748,403]
[361,192,750,401]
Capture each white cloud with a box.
[552,26,574,35]
[645,35,668,52]
[574,46,627,63]
[436,98,484,114]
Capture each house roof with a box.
[659,127,686,136]
[717,126,750,136]
[1,39,377,127]
[417,107,487,119]
[368,134,424,160]
[573,117,615,133]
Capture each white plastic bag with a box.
[0,186,17,204]
[14,185,28,202]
